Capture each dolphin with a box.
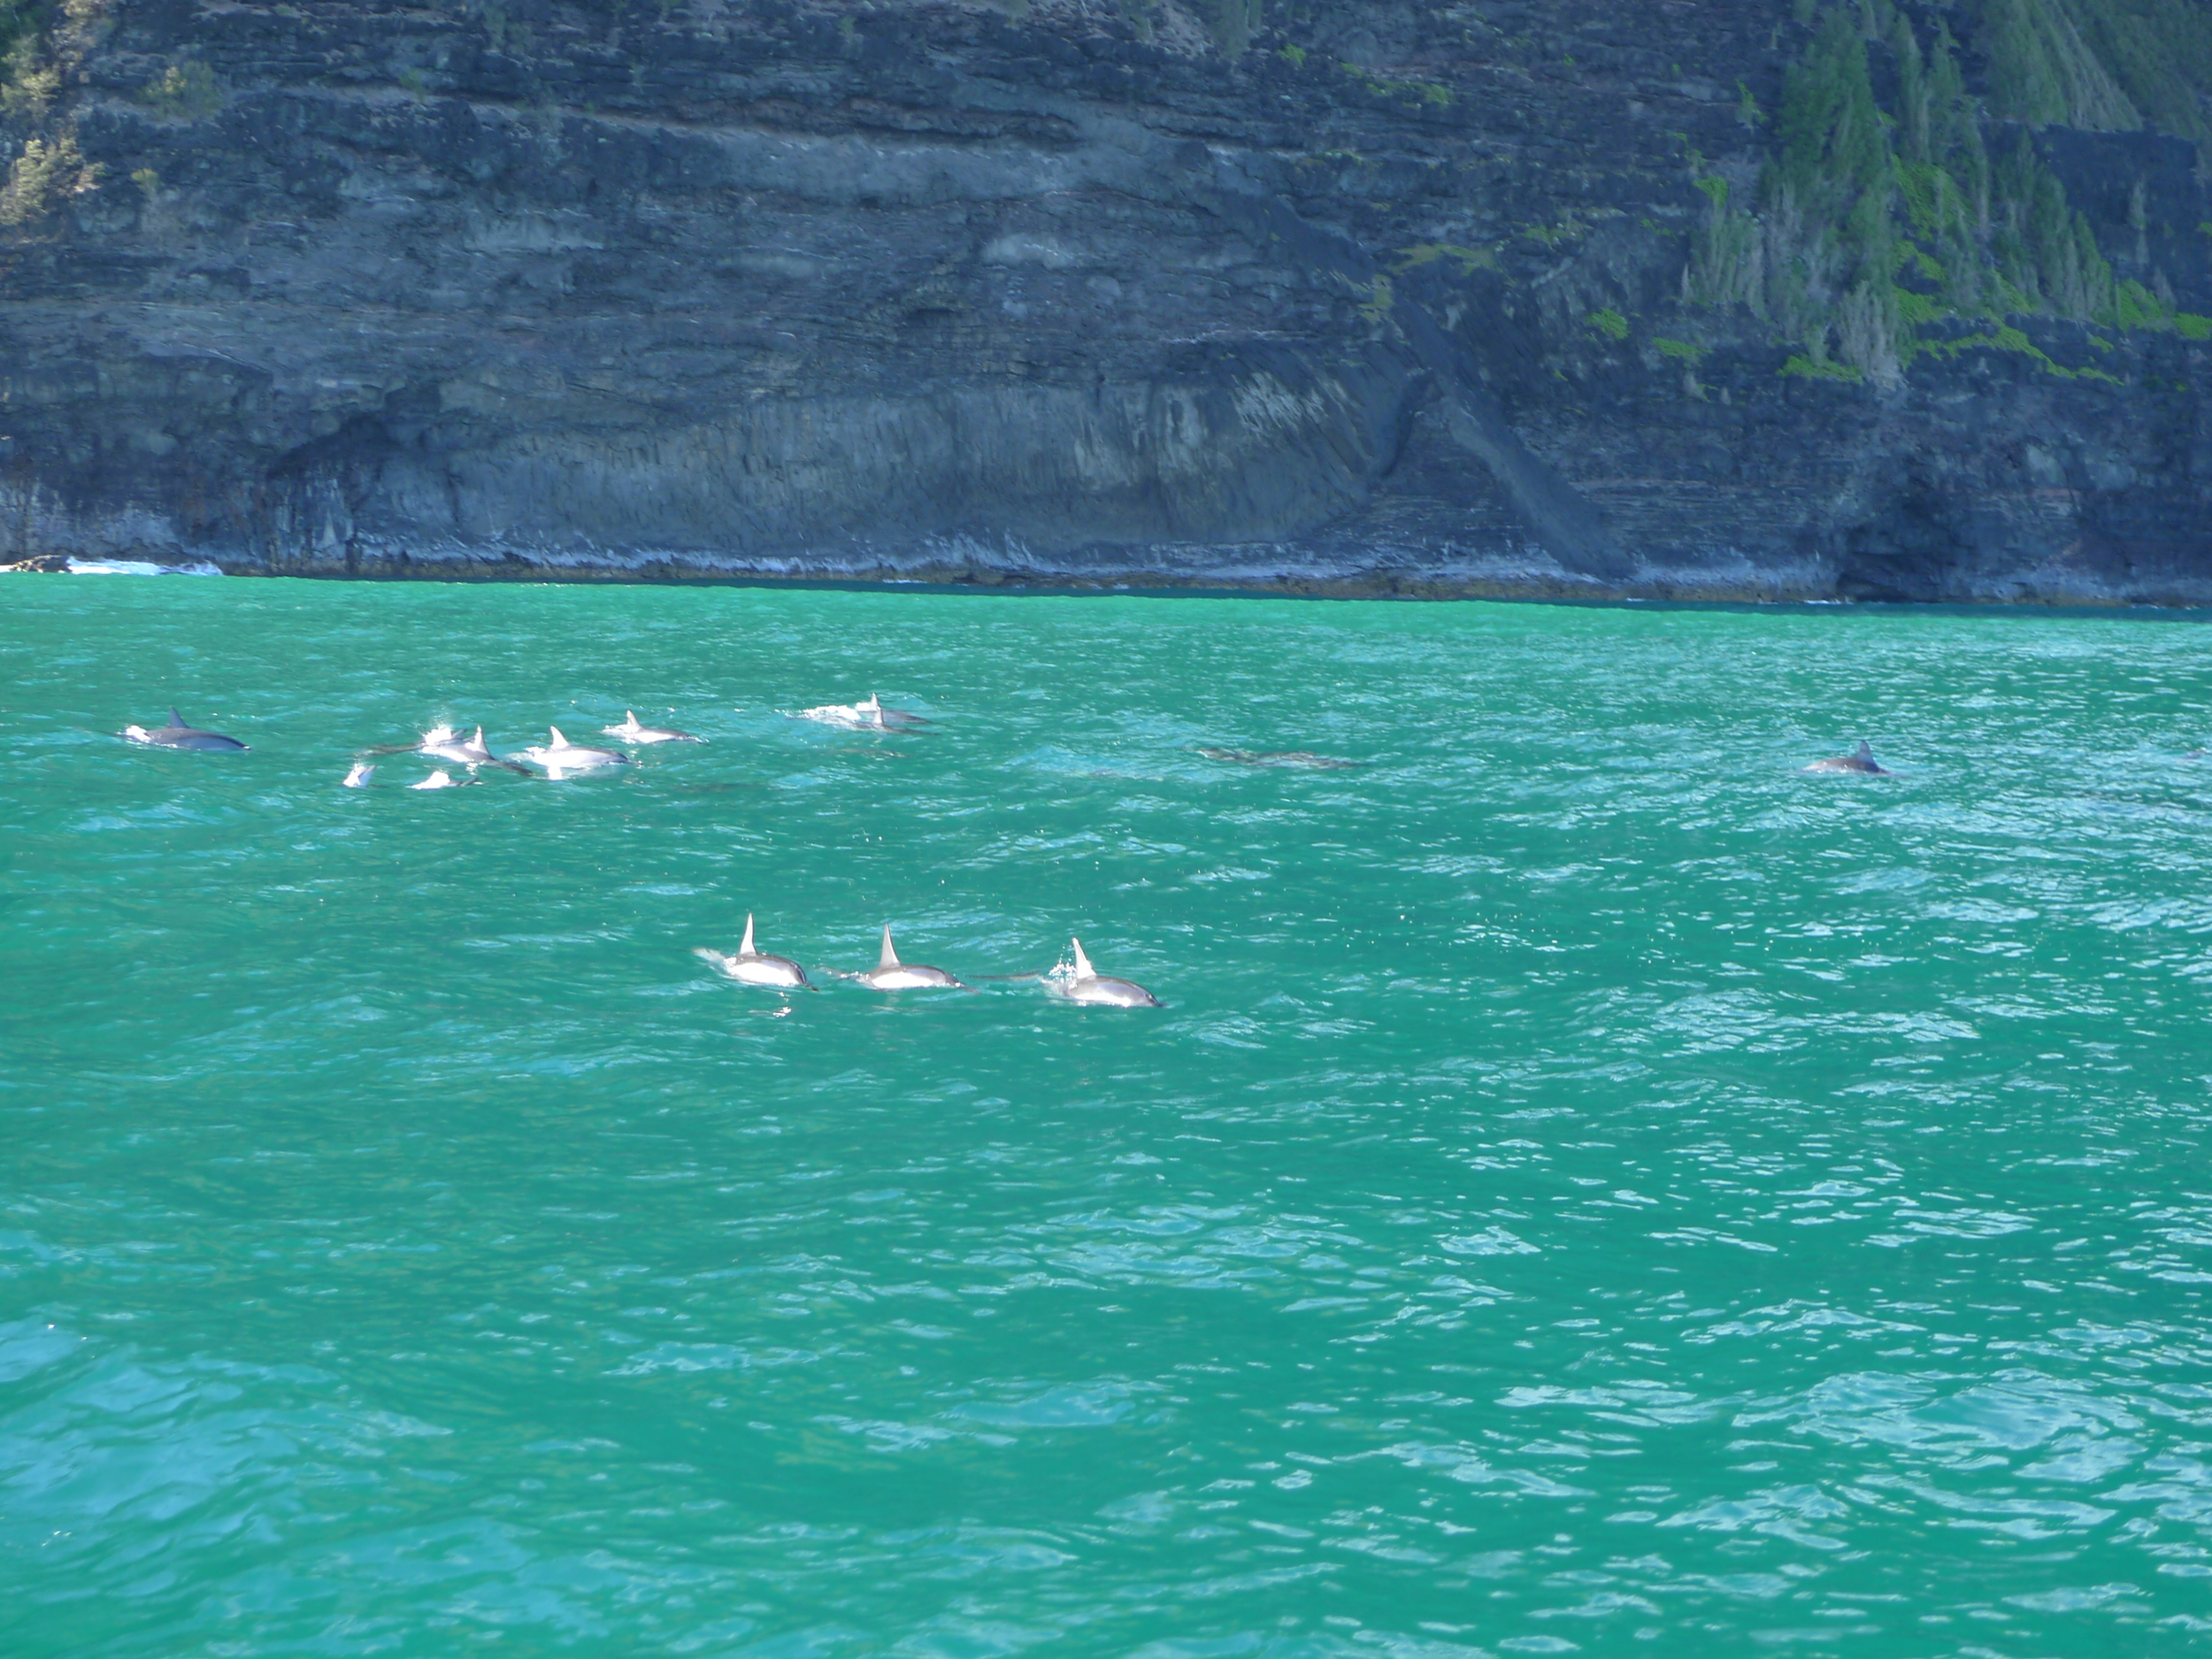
[342,762,376,788]
[512,726,630,776]
[1804,740,1890,775]
[364,723,527,773]
[1196,747,1361,771]
[603,710,705,745]
[409,769,476,790]
[1049,937,1161,1008]
[447,726,533,775]
[120,708,248,750]
[849,926,967,991]
[419,724,476,765]
[694,915,813,990]
[792,694,931,732]
[364,722,464,759]
[857,694,928,730]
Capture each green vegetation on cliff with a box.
[1689,0,2209,383]
[1982,0,2212,142]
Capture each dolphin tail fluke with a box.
[1071,937,1094,979]
[740,913,757,956]
[879,926,899,971]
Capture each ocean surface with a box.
[4,575,2210,1659]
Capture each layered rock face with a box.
[1,0,2208,601]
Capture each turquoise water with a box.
[4,577,2211,1658]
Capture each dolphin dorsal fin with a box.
[168,707,186,727]
[879,926,899,971]
[740,913,757,956]
[626,710,639,727]
[548,726,567,748]
[1855,741,1873,759]
[1071,937,1094,979]
[472,726,486,746]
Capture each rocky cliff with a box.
[2,0,2209,602]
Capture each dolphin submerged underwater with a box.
[121,708,248,750]
[1196,747,1361,771]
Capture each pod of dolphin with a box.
[117,696,1171,1008]
[119,700,1897,1009]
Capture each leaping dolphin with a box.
[342,763,376,787]
[603,710,704,745]
[848,926,967,992]
[512,726,631,777]
[1804,740,1890,775]
[1049,938,1161,1008]
[694,915,812,990]
[120,708,248,750]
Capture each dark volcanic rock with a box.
[1,0,2208,603]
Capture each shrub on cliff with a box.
[1688,1,2163,381]
[137,60,221,121]
[0,129,96,226]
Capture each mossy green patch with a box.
[1781,354,1864,381]
[1392,242,1497,277]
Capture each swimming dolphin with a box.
[1804,740,1889,775]
[419,724,475,765]
[363,723,526,773]
[447,726,533,774]
[1049,938,1161,1008]
[342,763,376,787]
[365,722,464,760]
[1196,747,1361,771]
[409,769,476,790]
[857,694,928,730]
[120,708,248,750]
[849,926,967,991]
[792,694,930,732]
[512,726,630,776]
[603,710,705,745]
[694,915,812,990]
